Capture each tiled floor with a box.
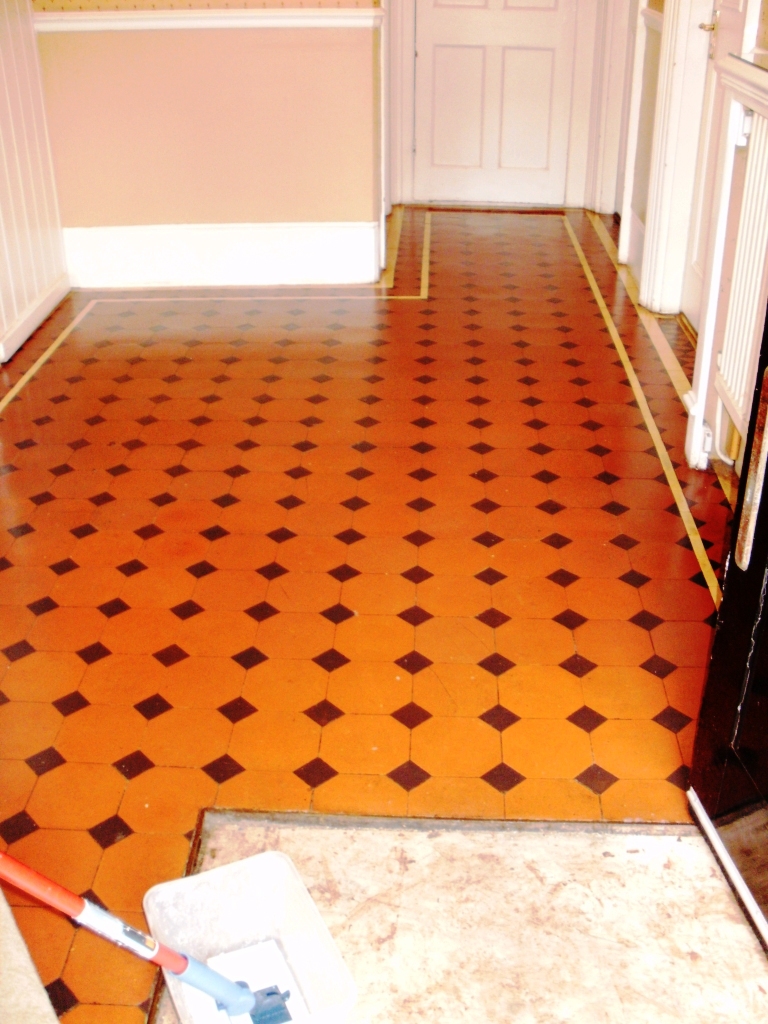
[0,210,728,1021]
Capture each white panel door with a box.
[413,0,578,205]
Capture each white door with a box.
[682,0,759,329]
[413,0,578,205]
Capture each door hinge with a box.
[737,108,754,148]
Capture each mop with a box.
[0,850,291,1024]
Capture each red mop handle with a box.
[0,850,187,973]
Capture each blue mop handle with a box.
[175,955,258,1015]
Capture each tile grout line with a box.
[0,300,98,415]
[562,215,722,609]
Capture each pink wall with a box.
[38,27,379,226]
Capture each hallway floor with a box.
[0,210,728,1021]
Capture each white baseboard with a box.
[0,273,70,363]
[627,208,645,286]
[63,222,381,288]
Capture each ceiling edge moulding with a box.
[34,7,384,32]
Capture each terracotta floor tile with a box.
[495,619,575,665]
[142,708,231,768]
[57,704,146,764]
[228,711,319,772]
[119,767,216,833]
[61,1006,146,1024]
[501,720,592,779]
[662,667,707,718]
[582,667,668,718]
[0,759,35,820]
[498,665,584,718]
[12,907,75,985]
[1,651,85,702]
[504,779,601,821]
[408,776,504,819]
[8,829,101,905]
[0,702,62,760]
[652,621,712,667]
[590,721,683,780]
[599,779,690,823]
[214,770,312,812]
[410,717,501,777]
[326,661,413,715]
[320,715,409,775]
[26,763,126,830]
[80,654,169,705]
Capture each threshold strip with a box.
[564,216,722,609]
[586,211,692,406]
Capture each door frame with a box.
[387,0,632,212]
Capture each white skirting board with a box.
[0,274,70,364]
[63,222,382,288]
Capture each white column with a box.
[639,0,711,313]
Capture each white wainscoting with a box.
[1,0,68,363]
[63,222,382,289]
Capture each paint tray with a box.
[143,851,356,1024]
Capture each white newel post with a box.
[639,0,711,313]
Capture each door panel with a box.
[414,0,577,204]
[432,46,485,167]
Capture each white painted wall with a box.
[0,0,67,363]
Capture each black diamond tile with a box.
[153,644,189,667]
[482,763,525,793]
[553,609,588,630]
[304,700,345,727]
[26,747,66,776]
[8,522,34,541]
[654,706,693,733]
[49,463,74,477]
[136,415,157,427]
[410,467,436,482]
[356,416,380,429]
[388,760,430,791]
[576,764,618,794]
[117,559,147,577]
[537,500,565,516]
[580,420,604,431]
[89,492,115,507]
[165,464,190,479]
[30,491,56,506]
[187,560,217,579]
[395,650,433,674]
[27,596,58,616]
[218,697,258,723]
[267,527,297,544]
[559,654,597,677]
[610,534,639,550]
[34,415,54,426]
[413,395,435,406]
[224,465,249,479]
[113,749,154,780]
[202,754,245,784]
[529,443,554,456]
[133,524,162,541]
[328,564,360,583]
[630,610,664,631]
[0,809,39,844]
[286,466,311,480]
[321,603,355,624]
[619,569,651,588]
[178,438,202,451]
[641,655,677,679]
[478,652,515,676]
[335,528,365,546]
[150,493,176,507]
[472,468,498,483]
[50,558,79,577]
[602,501,629,516]
[480,705,519,732]
[473,531,503,548]
[232,647,268,670]
[352,441,376,454]
[587,444,611,457]
[595,471,620,485]
[524,419,548,431]
[407,497,435,512]
[276,494,304,511]
[2,639,35,662]
[404,530,434,547]
[245,601,279,623]
[107,464,131,478]
[475,567,507,586]
[134,693,173,720]
[666,765,690,790]
[169,599,204,621]
[401,565,433,584]
[53,691,89,716]
[212,493,240,508]
[313,648,350,672]
[294,757,338,788]
[348,466,374,480]
[392,702,432,729]
[468,417,493,430]
[398,605,433,626]
[567,705,607,733]
[533,469,560,484]
[236,439,259,452]
[473,498,500,514]
[45,979,79,1017]
[521,396,543,408]
[89,814,133,849]
[469,442,495,455]
[476,608,510,628]
[199,525,229,543]
[70,523,98,540]
[299,415,323,428]
[542,533,572,550]
[0,557,11,572]
[77,642,111,665]
[15,438,37,450]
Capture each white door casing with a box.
[412,0,580,206]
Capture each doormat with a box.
[152,813,768,1023]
